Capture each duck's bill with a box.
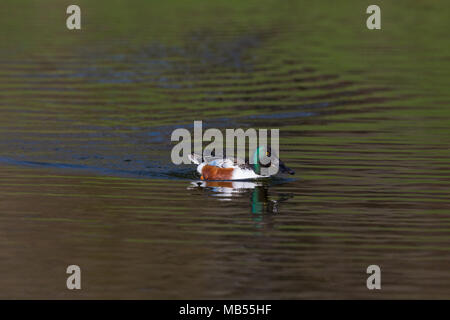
[279,161,295,175]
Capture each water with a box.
[0,0,449,298]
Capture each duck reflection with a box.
[188,180,292,214]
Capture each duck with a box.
[188,146,295,181]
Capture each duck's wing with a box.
[188,153,235,167]
[207,158,236,168]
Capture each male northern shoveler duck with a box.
[188,146,295,181]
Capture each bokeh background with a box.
[0,0,449,298]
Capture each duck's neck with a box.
[252,147,262,174]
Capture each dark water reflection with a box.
[0,0,449,299]
[189,180,294,215]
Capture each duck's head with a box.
[252,145,295,176]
